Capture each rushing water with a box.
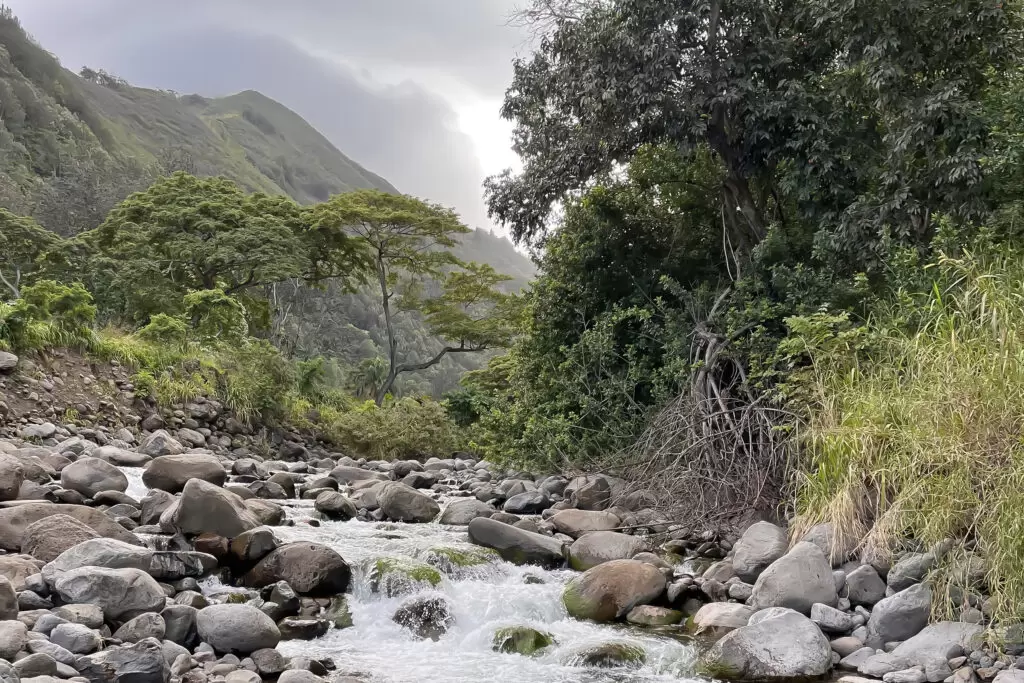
[121,466,702,682]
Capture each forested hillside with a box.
[0,8,533,397]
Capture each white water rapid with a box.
[122,466,703,682]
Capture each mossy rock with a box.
[366,557,442,597]
[492,626,556,656]
[326,595,353,629]
[420,546,500,576]
[570,642,646,668]
[225,593,250,604]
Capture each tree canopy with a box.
[0,209,58,300]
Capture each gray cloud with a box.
[5,0,529,229]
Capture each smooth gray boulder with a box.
[113,612,166,643]
[140,430,184,457]
[549,509,621,539]
[49,622,102,654]
[800,522,857,566]
[0,503,141,551]
[846,564,887,606]
[313,491,358,520]
[42,538,153,586]
[172,478,261,538]
[142,453,226,493]
[79,636,169,683]
[866,583,932,648]
[0,350,17,372]
[0,620,28,659]
[562,559,666,622]
[750,541,838,614]
[0,575,17,620]
[328,465,387,485]
[502,491,551,514]
[811,602,855,633]
[0,454,25,501]
[196,604,281,654]
[887,552,935,592]
[692,603,756,635]
[732,521,788,582]
[377,482,440,523]
[52,567,165,622]
[91,445,150,467]
[701,608,832,681]
[59,457,128,498]
[468,517,565,567]
[242,542,350,596]
[567,531,647,571]
[888,621,984,665]
[439,498,494,525]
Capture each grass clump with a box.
[791,248,1024,622]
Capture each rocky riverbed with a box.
[0,355,1023,683]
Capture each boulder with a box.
[570,642,646,668]
[732,521,788,582]
[113,612,166,643]
[328,466,387,485]
[566,475,612,510]
[49,622,102,654]
[377,482,440,523]
[468,517,565,567]
[866,583,932,649]
[391,595,453,641]
[91,445,150,467]
[549,509,621,539]
[42,538,153,585]
[750,541,838,614]
[53,567,166,622]
[59,457,128,498]
[801,523,857,566]
[701,608,833,681]
[0,575,15,619]
[0,554,43,590]
[0,350,17,372]
[161,604,198,647]
[626,605,683,626]
[887,552,935,592]
[148,551,218,581]
[20,514,100,562]
[196,604,280,654]
[172,478,261,538]
[140,430,184,457]
[811,602,856,633]
[243,542,350,596]
[142,454,226,493]
[228,527,280,567]
[0,503,141,551]
[492,626,555,655]
[567,531,647,571]
[0,454,25,501]
[502,491,552,514]
[0,620,28,659]
[313,491,358,520]
[562,559,666,622]
[79,636,169,683]
[888,622,984,666]
[244,499,285,526]
[439,498,494,525]
[846,564,887,607]
[693,603,756,636]
[140,490,176,525]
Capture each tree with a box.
[0,209,58,300]
[490,0,1015,271]
[60,173,366,321]
[311,190,520,404]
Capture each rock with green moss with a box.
[570,642,646,668]
[325,595,353,629]
[626,605,683,626]
[562,559,666,622]
[420,546,500,577]
[492,626,555,655]
[366,557,442,597]
[225,593,250,604]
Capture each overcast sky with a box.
[4,0,530,232]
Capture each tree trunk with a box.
[374,255,399,405]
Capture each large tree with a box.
[311,190,520,404]
[0,209,58,300]
[55,173,366,321]
[489,0,1015,270]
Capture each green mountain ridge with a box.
[0,9,534,396]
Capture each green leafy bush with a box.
[323,398,462,460]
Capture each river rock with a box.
[392,595,453,641]
[113,612,166,643]
[626,605,683,626]
[13,653,57,678]
[887,552,935,592]
[0,554,43,589]
[0,503,141,551]
[568,531,647,571]
[91,445,150,467]
[503,491,551,514]
[701,608,832,681]
[149,551,217,581]
[377,482,440,523]
[750,541,838,614]
[243,542,350,596]
[20,514,101,562]
[468,517,565,567]
[0,350,17,372]
[571,642,646,668]
[492,626,555,655]
[196,604,280,654]
[846,564,887,606]
[866,583,933,649]
[549,509,621,539]
[52,603,104,628]
[172,478,261,537]
[328,466,387,485]
[0,620,28,659]
[439,499,494,525]
[889,621,984,666]
[140,430,184,457]
[732,521,788,582]
[140,490,176,525]
[41,538,153,585]
[0,454,24,501]
[801,523,857,566]
[562,559,666,622]
[142,453,226,493]
[53,567,165,622]
[566,475,612,510]
[79,636,169,683]
[693,603,756,636]
[0,576,15,619]
[50,622,102,654]
[59,457,128,498]
[313,491,358,520]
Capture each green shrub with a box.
[323,397,462,460]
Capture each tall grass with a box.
[793,250,1024,621]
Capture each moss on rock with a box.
[570,642,646,668]
[326,595,353,629]
[366,557,442,597]
[492,626,556,656]
[421,546,500,576]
